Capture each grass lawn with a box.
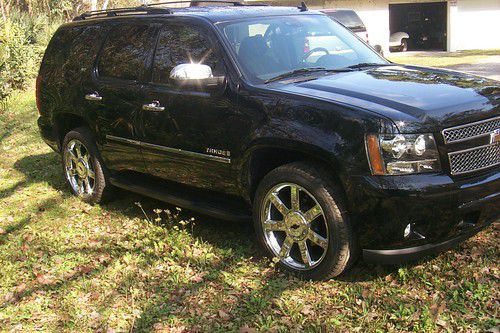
[387,49,500,67]
[0,87,499,332]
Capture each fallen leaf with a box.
[36,273,56,285]
[436,318,447,328]
[218,310,230,321]
[239,325,257,333]
[4,291,15,303]
[15,283,27,294]
[153,323,164,331]
[301,305,313,315]
[78,265,94,275]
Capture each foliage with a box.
[0,0,140,101]
[0,10,61,100]
[0,88,499,332]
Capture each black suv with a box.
[37,2,499,280]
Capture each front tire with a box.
[62,127,112,204]
[253,162,356,280]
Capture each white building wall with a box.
[451,0,500,51]
[315,0,500,52]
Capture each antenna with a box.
[298,1,307,11]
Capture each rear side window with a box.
[41,25,108,82]
[152,24,223,85]
[98,24,157,81]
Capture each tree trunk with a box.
[90,0,97,11]
[101,0,109,10]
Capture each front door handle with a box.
[85,92,102,101]
[142,101,165,112]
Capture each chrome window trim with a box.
[441,115,500,144]
[448,142,500,175]
[105,135,231,164]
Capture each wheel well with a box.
[247,147,342,201]
[54,113,89,149]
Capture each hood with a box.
[271,65,500,132]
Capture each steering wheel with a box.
[302,47,330,62]
[264,23,280,41]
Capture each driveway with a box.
[388,51,500,81]
[443,55,500,81]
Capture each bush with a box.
[0,11,60,100]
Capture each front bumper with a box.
[363,218,495,264]
[348,169,499,259]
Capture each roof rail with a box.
[73,1,269,21]
[73,5,172,21]
[147,0,244,6]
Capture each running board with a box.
[109,175,252,223]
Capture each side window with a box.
[152,24,223,85]
[98,24,157,81]
[41,25,108,83]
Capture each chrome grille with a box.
[442,116,500,144]
[448,143,500,175]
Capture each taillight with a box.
[36,75,42,115]
[303,38,310,53]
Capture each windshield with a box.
[220,15,387,83]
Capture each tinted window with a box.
[98,24,157,81]
[152,25,223,85]
[42,25,108,82]
[328,10,365,30]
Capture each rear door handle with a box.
[85,92,102,101]
[142,101,165,112]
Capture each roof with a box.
[170,6,320,22]
[72,3,323,24]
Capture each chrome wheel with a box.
[64,139,96,196]
[261,183,329,270]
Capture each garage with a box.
[389,2,447,51]
[249,0,500,52]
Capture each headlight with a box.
[365,134,441,175]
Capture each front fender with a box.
[390,32,410,44]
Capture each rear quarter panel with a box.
[39,22,110,144]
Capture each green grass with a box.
[0,86,499,332]
[387,49,500,67]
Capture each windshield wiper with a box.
[346,63,391,69]
[265,67,352,83]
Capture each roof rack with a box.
[73,1,268,21]
[73,5,171,21]
[147,0,245,7]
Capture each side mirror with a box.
[169,63,225,89]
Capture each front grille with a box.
[442,116,500,144]
[448,143,500,175]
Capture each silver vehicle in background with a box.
[322,9,383,54]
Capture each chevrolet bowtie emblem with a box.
[491,129,500,144]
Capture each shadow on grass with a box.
[8,151,417,330]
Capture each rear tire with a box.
[61,127,113,204]
[253,161,357,280]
